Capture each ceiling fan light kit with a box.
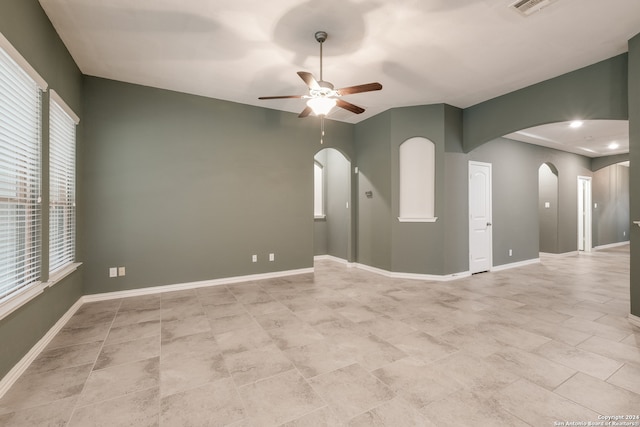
[306,97,336,116]
[259,31,382,143]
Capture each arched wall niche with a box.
[398,136,437,222]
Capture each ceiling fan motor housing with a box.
[315,31,328,43]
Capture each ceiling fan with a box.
[259,31,382,142]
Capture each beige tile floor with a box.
[1,245,639,426]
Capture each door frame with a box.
[577,175,592,252]
[469,161,493,273]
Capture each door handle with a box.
[486,222,492,226]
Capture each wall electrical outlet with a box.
[509,249,513,257]
[118,266,126,276]
[109,267,117,278]
[252,255,257,263]
[269,253,275,262]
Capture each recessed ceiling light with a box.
[608,142,619,149]
[569,120,583,128]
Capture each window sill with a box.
[48,262,82,288]
[314,215,326,220]
[398,217,438,223]
[0,282,45,321]
[0,262,82,321]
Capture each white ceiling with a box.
[505,120,629,157]
[38,0,639,153]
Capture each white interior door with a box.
[469,161,493,273]
[577,176,592,252]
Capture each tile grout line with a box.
[65,298,123,426]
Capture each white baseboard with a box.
[83,267,314,303]
[0,298,83,398]
[540,251,579,258]
[491,258,540,272]
[594,241,630,250]
[314,255,355,267]
[353,262,470,282]
[629,314,640,329]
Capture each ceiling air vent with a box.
[509,0,556,16]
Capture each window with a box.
[398,137,437,222]
[49,90,78,274]
[314,161,325,218]
[0,40,45,301]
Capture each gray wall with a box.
[593,164,630,247]
[353,100,623,275]
[464,54,629,152]
[355,111,392,270]
[355,104,468,276]
[539,163,559,253]
[469,138,592,265]
[390,106,446,275]
[81,77,355,295]
[0,0,84,379]
[324,149,351,260]
[592,153,629,171]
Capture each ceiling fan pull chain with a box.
[320,116,325,144]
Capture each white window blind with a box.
[0,45,42,300]
[49,93,77,273]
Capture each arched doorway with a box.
[538,163,559,254]
[313,148,351,262]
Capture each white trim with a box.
[628,314,640,329]
[314,215,326,220]
[594,241,630,251]
[0,32,47,90]
[491,258,540,272]
[314,255,355,267]
[398,217,438,223]
[577,176,593,253]
[47,262,82,288]
[82,267,314,303]
[0,283,46,321]
[49,89,80,124]
[0,298,83,398]
[354,262,470,282]
[539,251,579,258]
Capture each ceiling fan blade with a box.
[297,71,320,90]
[336,99,365,114]
[258,95,304,100]
[336,82,382,96]
[298,106,312,118]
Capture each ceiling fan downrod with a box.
[316,31,328,144]
[315,31,327,82]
